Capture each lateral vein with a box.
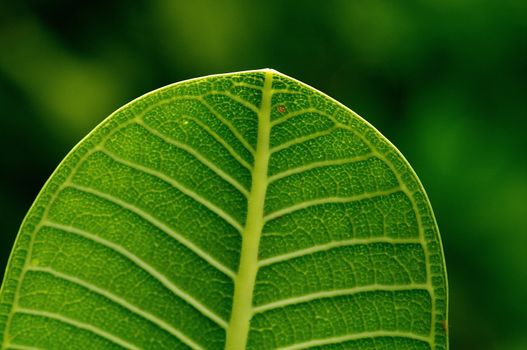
[267,154,376,184]
[26,266,205,348]
[253,284,432,314]
[4,344,42,350]
[59,186,236,280]
[14,308,141,350]
[98,150,244,233]
[208,91,260,114]
[270,107,319,127]
[264,187,402,222]
[258,237,423,268]
[197,98,256,155]
[277,330,432,350]
[324,114,440,340]
[184,116,253,171]
[269,126,338,154]
[42,221,229,329]
[134,120,250,196]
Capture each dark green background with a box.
[1,1,526,349]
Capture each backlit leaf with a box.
[0,69,448,349]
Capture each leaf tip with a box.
[260,68,281,74]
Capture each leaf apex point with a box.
[261,68,280,74]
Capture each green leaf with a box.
[0,69,448,350]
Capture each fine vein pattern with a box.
[0,69,448,350]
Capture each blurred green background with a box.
[1,1,526,348]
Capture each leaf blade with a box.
[0,69,447,350]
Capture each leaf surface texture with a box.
[0,69,448,350]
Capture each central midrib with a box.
[224,70,274,349]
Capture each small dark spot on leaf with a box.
[277,105,286,113]
[440,320,448,333]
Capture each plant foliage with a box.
[0,69,447,349]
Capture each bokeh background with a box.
[1,1,526,349]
